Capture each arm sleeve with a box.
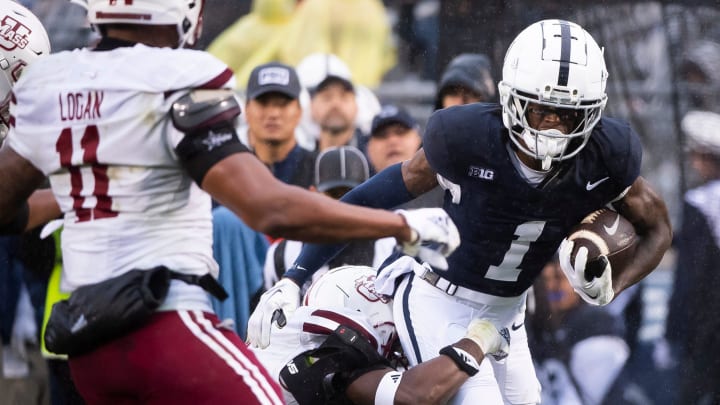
[284,163,413,284]
[174,124,250,185]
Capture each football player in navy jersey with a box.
[249,19,672,404]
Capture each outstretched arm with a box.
[611,176,672,294]
[202,152,415,243]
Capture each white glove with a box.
[465,319,510,361]
[395,208,460,270]
[246,278,300,348]
[558,238,615,306]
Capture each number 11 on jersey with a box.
[55,125,117,222]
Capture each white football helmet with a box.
[0,0,50,134]
[303,265,396,358]
[498,19,608,170]
[81,0,204,48]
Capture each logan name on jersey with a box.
[59,90,103,121]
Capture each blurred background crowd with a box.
[2,1,720,404]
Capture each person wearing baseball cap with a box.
[315,145,369,198]
[246,61,302,100]
[435,53,496,110]
[297,54,366,152]
[262,145,395,291]
[367,104,422,173]
[244,62,316,188]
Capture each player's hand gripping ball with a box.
[567,208,638,278]
[559,208,638,305]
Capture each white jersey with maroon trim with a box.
[251,306,384,404]
[7,44,235,294]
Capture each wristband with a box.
[374,370,403,405]
[439,345,480,376]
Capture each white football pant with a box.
[393,274,542,405]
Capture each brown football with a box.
[567,208,638,281]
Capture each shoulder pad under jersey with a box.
[171,89,241,133]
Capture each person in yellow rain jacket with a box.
[209,0,395,89]
[279,0,396,88]
[207,0,297,87]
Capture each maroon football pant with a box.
[69,310,284,405]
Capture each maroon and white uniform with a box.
[252,306,388,405]
[252,265,397,404]
[7,41,283,405]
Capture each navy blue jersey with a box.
[423,103,642,296]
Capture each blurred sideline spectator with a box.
[304,59,369,152]
[207,0,297,87]
[679,40,720,112]
[528,257,634,405]
[296,53,381,150]
[367,104,440,209]
[209,0,395,89]
[262,146,395,292]
[211,207,269,339]
[367,104,421,174]
[277,0,396,88]
[434,53,496,109]
[245,62,316,188]
[664,110,720,405]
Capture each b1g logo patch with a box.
[0,14,30,50]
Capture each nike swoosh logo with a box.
[604,214,620,236]
[511,322,524,331]
[586,177,610,190]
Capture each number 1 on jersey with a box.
[484,221,546,282]
[56,125,118,222]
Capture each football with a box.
[567,208,638,280]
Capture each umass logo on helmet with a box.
[0,14,30,50]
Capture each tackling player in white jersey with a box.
[253,265,510,405]
[0,0,461,404]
